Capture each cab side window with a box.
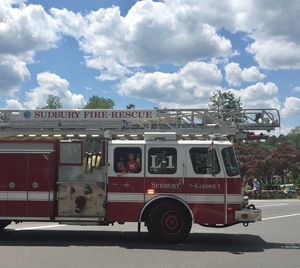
[148,147,177,174]
[189,147,220,174]
[114,147,142,174]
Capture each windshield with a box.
[221,146,240,177]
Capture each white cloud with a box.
[225,62,266,86]
[5,99,24,109]
[51,1,233,81]
[247,39,300,70]
[118,61,222,107]
[231,82,280,109]
[2,0,299,96]
[123,1,232,64]
[281,97,300,118]
[85,57,133,81]
[0,0,61,94]
[0,55,30,95]
[24,72,86,109]
[274,124,292,136]
[293,86,300,93]
[0,3,59,54]
[48,0,300,81]
[162,1,300,71]
[232,0,300,70]
[1,0,300,138]
[117,62,282,110]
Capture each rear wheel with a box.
[146,201,192,244]
[0,221,11,230]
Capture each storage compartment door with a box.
[27,153,52,218]
[6,154,28,217]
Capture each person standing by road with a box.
[252,178,261,199]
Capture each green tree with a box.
[209,90,242,123]
[288,126,300,149]
[40,95,63,109]
[265,135,278,146]
[234,140,300,187]
[84,95,115,109]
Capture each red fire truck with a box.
[0,108,280,243]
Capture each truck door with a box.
[106,144,145,222]
[184,145,226,225]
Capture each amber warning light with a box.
[147,189,155,195]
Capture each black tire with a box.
[146,201,192,244]
[0,221,11,230]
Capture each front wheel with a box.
[146,201,192,244]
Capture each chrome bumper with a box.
[235,206,262,223]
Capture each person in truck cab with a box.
[117,158,127,175]
[126,153,140,173]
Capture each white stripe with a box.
[8,191,27,200]
[0,217,50,221]
[0,191,8,200]
[257,203,288,208]
[108,193,144,202]
[108,192,242,204]
[187,194,224,203]
[28,191,50,201]
[15,224,66,231]
[228,194,243,203]
[263,213,300,221]
[185,194,241,204]
[55,217,100,221]
[0,191,54,201]
[145,193,186,202]
[1,191,241,204]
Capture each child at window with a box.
[126,153,140,173]
[117,159,127,176]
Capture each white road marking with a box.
[15,224,67,231]
[263,213,300,221]
[257,203,288,208]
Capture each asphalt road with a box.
[0,199,300,268]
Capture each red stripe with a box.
[108,176,145,192]
[108,176,242,195]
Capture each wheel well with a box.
[140,197,193,223]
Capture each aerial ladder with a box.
[0,108,280,140]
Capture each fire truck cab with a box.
[0,108,279,243]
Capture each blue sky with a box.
[1,0,300,135]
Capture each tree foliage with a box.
[288,126,300,149]
[40,95,63,109]
[234,141,300,188]
[209,90,242,110]
[209,89,242,122]
[84,95,115,109]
